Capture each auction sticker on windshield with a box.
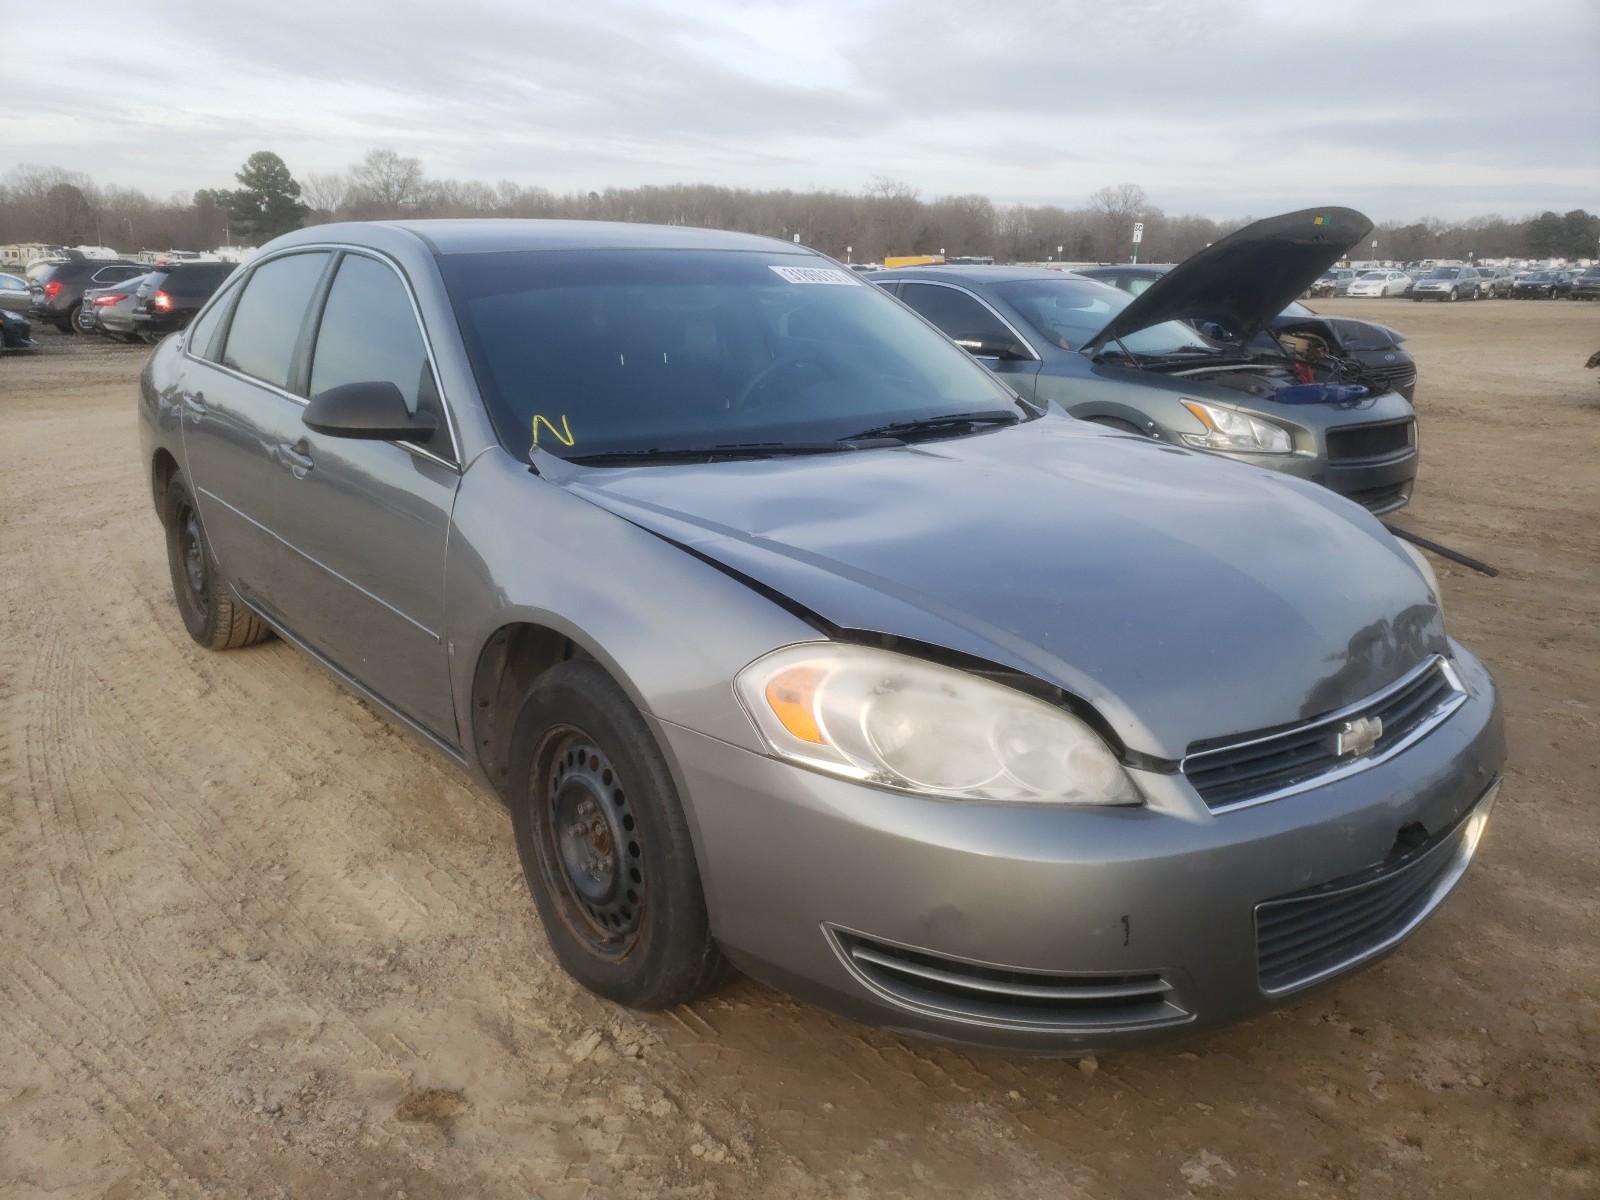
[769,265,860,286]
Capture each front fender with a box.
[445,448,820,767]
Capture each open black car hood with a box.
[1083,207,1374,354]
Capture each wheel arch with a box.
[151,447,181,517]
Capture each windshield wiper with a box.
[566,441,855,465]
[843,411,1022,442]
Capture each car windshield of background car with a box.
[440,249,1025,462]
[991,278,1218,358]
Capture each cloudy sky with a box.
[7,0,1596,220]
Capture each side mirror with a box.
[954,336,1030,362]
[303,380,437,443]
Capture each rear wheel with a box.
[55,302,81,333]
[161,473,273,649]
[509,659,729,1009]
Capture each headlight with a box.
[1179,399,1293,454]
[734,643,1142,805]
[1396,537,1444,620]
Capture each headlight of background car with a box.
[1179,399,1293,454]
[735,643,1142,805]
[1396,538,1444,620]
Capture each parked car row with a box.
[46,260,238,343]
[24,254,236,338]
[139,207,1503,1055]
[1308,262,1591,301]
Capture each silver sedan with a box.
[137,220,1504,1054]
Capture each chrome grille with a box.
[829,928,1188,1030]
[1360,361,1417,393]
[1183,656,1466,812]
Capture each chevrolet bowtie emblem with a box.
[1336,715,1384,758]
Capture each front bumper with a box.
[1207,443,1416,515]
[660,643,1503,1054]
[132,311,184,335]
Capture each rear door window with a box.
[900,283,1025,353]
[94,265,147,283]
[220,253,331,390]
[308,253,436,418]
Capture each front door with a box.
[269,251,460,744]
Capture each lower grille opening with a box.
[1254,787,1494,995]
[830,929,1189,1030]
[1326,419,1415,462]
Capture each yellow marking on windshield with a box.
[532,414,575,447]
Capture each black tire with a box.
[161,473,273,649]
[1446,288,1458,302]
[56,303,80,333]
[508,658,729,1009]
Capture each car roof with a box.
[868,264,1091,284]
[274,218,810,257]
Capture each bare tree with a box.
[300,171,351,218]
[347,149,426,217]
[1088,182,1148,260]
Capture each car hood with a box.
[1084,207,1374,354]
[553,418,1445,758]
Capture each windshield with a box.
[1357,272,1387,280]
[440,249,1022,461]
[992,277,1217,357]
[1526,272,1554,281]
[1423,268,1460,279]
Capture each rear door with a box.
[267,251,461,742]
[177,250,334,607]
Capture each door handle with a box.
[275,439,315,477]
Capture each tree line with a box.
[3,150,1596,265]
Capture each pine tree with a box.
[226,152,308,242]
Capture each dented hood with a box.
[1085,207,1375,354]
[558,419,1444,759]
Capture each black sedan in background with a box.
[1,309,36,350]
[131,261,238,339]
[1079,264,1417,400]
[1511,270,1573,299]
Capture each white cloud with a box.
[2,0,1594,219]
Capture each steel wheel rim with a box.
[537,730,644,956]
[178,504,209,606]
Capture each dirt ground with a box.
[1,298,1596,1199]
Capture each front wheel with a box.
[1446,288,1459,302]
[509,659,729,1010]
